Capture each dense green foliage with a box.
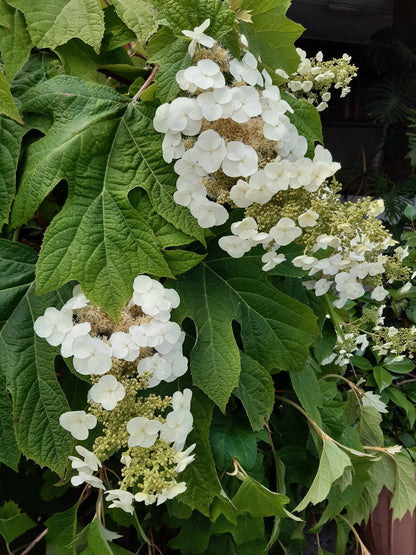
[0,1,415,554]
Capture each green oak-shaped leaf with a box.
[239,0,304,75]
[0,500,36,545]
[112,0,158,44]
[168,513,211,555]
[0,240,73,474]
[11,76,204,319]
[234,352,275,431]
[210,410,258,471]
[172,247,318,410]
[179,389,221,516]
[0,68,22,123]
[390,452,416,520]
[0,116,27,227]
[45,504,78,555]
[232,476,290,518]
[8,0,105,53]
[147,28,191,103]
[296,438,352,512]
[0,1,32,81]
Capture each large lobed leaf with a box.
[172,246,319,411]
[8,0,105,53]
[240,0,303,73]
[0,116,27,227]
[0,68,22,123]
[112,0,158,44]
[239,0,304,75]
[0,1,32,81]
[0,240,73,474]
[11,76,204,319]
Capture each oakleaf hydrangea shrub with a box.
[34,276,194,513]
[153,21,407,309]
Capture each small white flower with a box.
[72,335,112,375]
[172,389,192,412]
[355,334,369,352]
[371,285,389,301]
[314,278,331,296]
[163,351,188,381]
[137,353,171,387]
[245,170,274,204]
[262,112,290,142]
[63,284,89,310]
[229,51,263,86]
[59,410,97,440]
[189,198,228,228]
[160,410,193,445]
[156,481,187,505]
[69,445,101,472]
[193,129,226,173]
[88,375,125,410]
[110,331,141,361]
[71,470,105,490]
[173,178,206,207]
[175,69,197,93]
[105,490,135,514]
[174,149,207,179]
[275,68,289,79]
[61,322,91,358]
[222,141,258,178]
[34,307,73,346]
[162,131,185,163]
[399,282,412,294]
[135,492,157,505]
[261,251,286,271]
[292,255,317,271]
[269,217,302,247]
[167,97,202,135]
[127,416,161,448]
[182,18,214,56]
[231,86,262,123]
[153,103,170,133]
[174,443,196,472]
[229,179,252,208]
[183,59,225,90]
[218,235,252,258]
[298,210,319,227]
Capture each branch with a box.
[131,65,159,102]
[20,528,48,555]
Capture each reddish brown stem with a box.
[131,65,159,102]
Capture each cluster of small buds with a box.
[278,48,357,111]
[323,275,416,370]
[34,276,195,513]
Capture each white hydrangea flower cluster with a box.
[152,23,340,241]
[34,277,195,512]
[278,48,357,111]
[153,21,396,305]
